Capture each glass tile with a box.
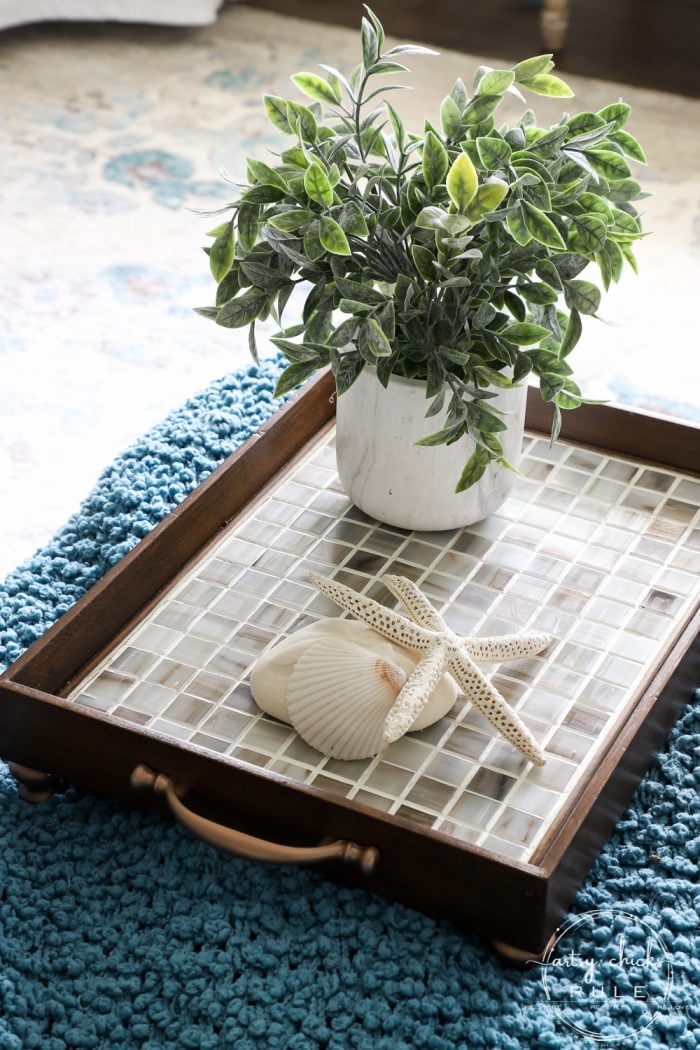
[196,558,239,587]
[436,820,483,846]
[164,694,213,727]
[236,519,281,548]
[284,736,324,765]
[394,806,437,829]
[324,757,372,780]
[268,758,313,780]
[596,654,643,688]
[405,777,456,812]
[229,623,276,656]
[466,767,516,802]
[218,537,266,568]
[188,671,232,702]
[382,737,431,771]
[130,623,179,656]
[224,683,258,714]
[642,589,683,616]
[111,646,158,677]
[423,751,475,787]
[113,707,152,727]
[309,774,352,798]
[153,602,201,632]
[146,659,195,691]
[206,648,251,679]
[169,635,218,668]
[123,681,174,716]
[231,747,271,768]
[201,707,253,742]
[75,693,113,714]
[88,670,137,702]
[447,791,500,827]
[190,733,229,754]
[365,763,415,796]
[490,807,544,846]
[600,460,638,484]
[546,727,596,764]
[175,579,223,609]
[362,529,406,558]
[508,780,561,818]
[191,612,237,644]
[562,706,608,737]
[674,479,700,503]
[659,498,696,525]
[434,548,479,579]
[353,790,394,813]
[242,719,293,753]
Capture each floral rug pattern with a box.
[1,6,699,576]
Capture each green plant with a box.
[197,7,648,491]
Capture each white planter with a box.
[335,368,527,532]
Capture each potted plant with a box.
[197,7,647,530]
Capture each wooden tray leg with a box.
[8,762,65,803]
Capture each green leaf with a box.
[303,160,333,206]
[415,423,464,447]
[559,307,582,357]
[611,129,647,164]
[507,207,532,245]
[361,16,379,68]
[303,222,325,262]
[194,306,218,321]
[597,102,631,130]
[215,269,240,307]
[462,94,502,125]
[385,101,406,149]
[268,208,315,232]
[501,322,550,345]
[274,359,320,397]
[416,206,447,230]
[243,185,286,205]
[586,149,631,180]
[237,202,259,252]
[411,244,436,281]
[338,201,369,237]
[520,73,574,97]
[422,130,449,189]
[477,69,515,95]
[247,158,288,191]
[319,215,350,255]
[564,279,601,315]
[519,282,558,305]
[569,213,607,253]
[609,209,642,240]
[605,239,624,283]
[439,94,462,139]
[264,94,293,134]
[606,178,643,203]
[512,54,554,82]
[209,220,235,282]
[369,61,410,75]
[446,152,478,212]
[364,317,393,357]
[286,101,318,143]
[331,348,365,395]
[552,252,589,280]
[476,135,512,169]
[383,43,439,57]
[566,112,606,136]
[455,446,491,492]
[620,241,638,274]
[503,289,526,322]
[217,288,268,329]
[239,259,291,291]
[466,179,508,220]
[522,201,566,249]
[292,71,341,105]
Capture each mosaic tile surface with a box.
[67,432,700,862]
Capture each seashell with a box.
[249,618,460,758]
[287,640,406,760]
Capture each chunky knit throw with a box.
[1,359,698,1049]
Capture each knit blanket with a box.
[1,360,697,1050]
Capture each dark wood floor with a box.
[245,0,700,98]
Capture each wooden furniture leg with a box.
[541,0,569,51]
[8,762,65,803]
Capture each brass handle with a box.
[130,765,379,875]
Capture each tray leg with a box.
[8,763,64,803]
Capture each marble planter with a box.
[335,368,527,531]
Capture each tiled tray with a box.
[2,373,698,956]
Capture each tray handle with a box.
[130,765,380,875]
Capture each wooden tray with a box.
[2,371,699,958]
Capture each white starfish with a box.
[309,572,552,766]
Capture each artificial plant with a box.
[198,7,647,490]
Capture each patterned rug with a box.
[1,5,700,575]
[0,358,698,1050]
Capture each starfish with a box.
[309,572,552,766]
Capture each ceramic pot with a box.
[335,367,527,531]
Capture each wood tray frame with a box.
[1,371,698,956]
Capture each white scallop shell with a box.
[286,640,406,760]
[249,618,460,759]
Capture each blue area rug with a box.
[1,360,698,1050]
